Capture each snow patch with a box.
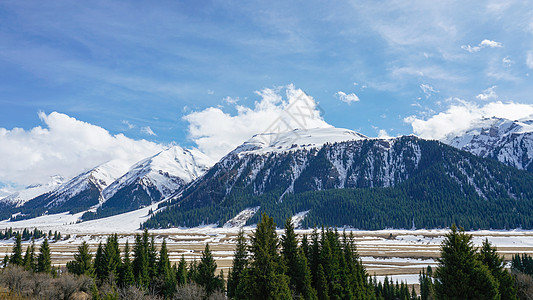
[223,206,260,228]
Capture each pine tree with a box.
[119,241,135,287]
[196,243,224,296]
[66,241,93,276]
[158,239,176,298]
[478,239,517,300]
[10,233,23,266]
[36,238,51,274]
[94,242,108,282]
[236,213,291,300]
[104,234,121,280]
[176,255,188,286]
[227,230,248,298]
[316,264,330,300]
[419,266,434,300]
[281,218,316,299]
[133,233,149,287]
[148,233,158,278]
[434,225,498,299]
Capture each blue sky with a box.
[1,1,533,188]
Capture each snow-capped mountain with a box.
[82,146,212,220]
[444,117,533,172]
[16,160,131,218]
[146,128,533,229]
[0,175,64,207]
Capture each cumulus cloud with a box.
[377,129,391,138]
[141,126,156,136]
[420,84,439,98]
[461,39,502,53]
[183,84,330,160]
[405,101,533,140]
[335,91,360,104]
[476,86,498,100]
[0,112,165,187]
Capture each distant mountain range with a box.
[0,146,211,221]
[3,116,533,230]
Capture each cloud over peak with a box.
[183,84,330,161]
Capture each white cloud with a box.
[223,96,240,104]
[476,86,498,100]
[404,101,533,140]
[461,39,502,53]
[527,51,533,69]
[377,129,391,138]
[335,91,360,104]
[207,89,214,95]
[420,84,439,98]
[0,112,165,187]
[122,120,135,129]
[183,84,330,161]
[141,126,156,136]
[502,56,514,67]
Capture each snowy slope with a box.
[231,127,367,155]
[44,159,131,207]
[444,117,533,171]
[0,175,64,207]
[103,146,212,201]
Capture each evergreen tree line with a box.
[417,225,518,300]
[3,219,533,299]
[3,233,54,274]
[0,227,57,241]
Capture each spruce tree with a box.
[227,230,248,298]
[133,233,149,287]
[36,238,51,274]
[66,241,93,276]
[176,254,188,286]
[94,242,108,282]
[22,246,32,270]
[158,239,176,298]
[281,218,316,299]
[196,243,224,296]
[434,225,499,299]
[104,234,121,280]
[148,234,158,278]
[478,239,517,300]
[27,240,36,271]
[316,264,330,300]
[237,213,291,300]
[10,233,23,266]
[120,241,135,287]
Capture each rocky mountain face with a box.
[444,117,533,172]
[5,146,211,221]
[145,128,533,229]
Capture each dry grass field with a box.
[1,228,532,284]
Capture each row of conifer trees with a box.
[1,215,530,299]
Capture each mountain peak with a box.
[231,127,368,155]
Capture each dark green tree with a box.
[419,266,434,300]
[66,241,93,276]
[478,239,517,300]
[119,241,135,287]
[316,264,330,300]
[10,233,23,266]
[157,239,176,298]
[227,230,248,298]
[236,213,291,299]
[133,233,149,287]
[176,254,188,286]
[94,242,107,282]
[281,218,316,299]
[195,243,224,296]
[36,238,51,274]
[434,225,498,300]
[148,234,158,278]
[104,234,121,280]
